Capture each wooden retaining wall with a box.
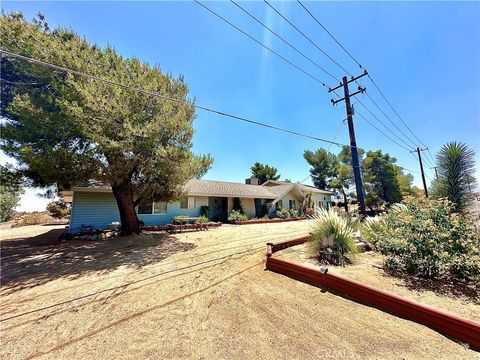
[265,237,480,350]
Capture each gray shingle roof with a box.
[185,179,277,199]
[71,178,334,199]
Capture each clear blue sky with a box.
[2,1,479,211]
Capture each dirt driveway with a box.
[0,222,477,359]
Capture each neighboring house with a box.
[62,178,333,233]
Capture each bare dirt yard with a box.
[1,221,478,359]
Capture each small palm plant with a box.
[308,209,358,265]
[434,142,476,213]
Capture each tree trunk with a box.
[111,182,140,236]
[342,190,349,213]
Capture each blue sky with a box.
[2,1,479,211]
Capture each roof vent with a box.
[245,177,260,185]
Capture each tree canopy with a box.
[0,164,24,222]
[362,150,402,207]
[0,13,213,234]
[250,162,280,185]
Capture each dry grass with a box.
[1,222,478,359]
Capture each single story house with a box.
[62,178,333,233]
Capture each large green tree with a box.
[0,164,24,222]
[432,141,476,212]
[250,162,280,184]
[0,13,212,235]
[303,149,338,189]
[362,150,402,206]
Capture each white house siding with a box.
[311,193,331,209]
[279,192,303,211]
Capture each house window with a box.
[137,199,153,214]
[188,197,196,209]
[276,200,283,210]
[153,200,167,214]
[138,199,167,214]
[180,197,188,209]
[289,200,296,210]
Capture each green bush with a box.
[228,210,248,222]
[362,197,480,281]
[46,200,70,218]
[199,205,209,218]
[232,197,244,214]
[308,209,358,265]
[289,209,299,218]
[194,216,209,224]
[276,208,290,219]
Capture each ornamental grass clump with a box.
[308,209,358,265]
[362,197,480,282]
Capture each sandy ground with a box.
[1,221,478,359]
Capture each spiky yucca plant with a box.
[434,142,476,213]
[308,209,358,265]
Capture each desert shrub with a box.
[228,210,248,222]
[363,197,480,281]
[46,200,70,218]
[194,216,209,224]
[15,212,53,226]
[276,208,290,219]
[308,209,358,265]
[232,197,244,214]
[199,205,209,218]
[289,209,299,218]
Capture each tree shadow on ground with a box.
[1,229,196,295]
[396,273,480,304]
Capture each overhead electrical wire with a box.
[230,0,338,82]
[354,110,412,152]
[0,49,348,148]
[355,101,416,151]
[263,0,351,77]
[296,0,437,166]
[193,0,329,88]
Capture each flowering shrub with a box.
[289,209,299,218]
[228,210,248,222]
[276,208,291,219]
[361,197,480,281]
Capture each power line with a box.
[295,0,436,165]
[193,0,329,88]
[354,110,412,152]
[355,101,415,151]
[0,49,348,148]
[230,0,338,82]
[298,117,345,183]
[264,0,351,78]
[296,0,363,69]
[364,92,418,149]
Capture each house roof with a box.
[185,179,277,199]
[69,178,334,200]
[262,180,334,195]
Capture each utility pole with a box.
[329,70,368,217]
[431,166,439,180]
[412,147,429,197]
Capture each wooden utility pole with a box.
[329,70,368,217]
[412,147,429,197]
[431,166,439,180]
